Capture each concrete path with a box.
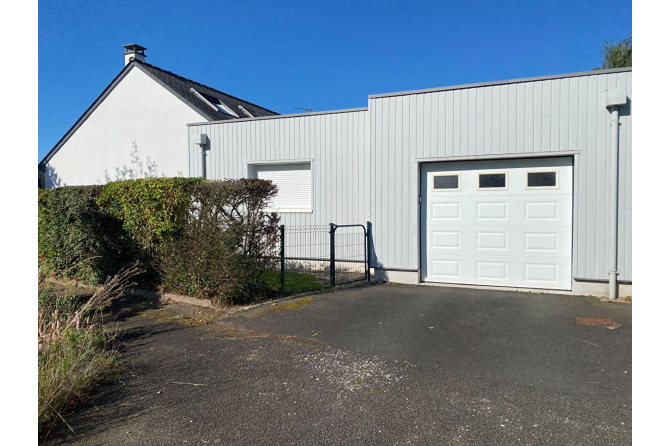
[47,284,631,445]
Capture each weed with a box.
[38,262,142,438]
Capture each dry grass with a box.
[264,297,313,313]
[38,262,143,438]
[141,305,221,326]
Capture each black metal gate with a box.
[329,223,370,285]
[276,222,370,294]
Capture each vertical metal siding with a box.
[189,110,368,228]
[368,71,632,281]
[188,71,632,283]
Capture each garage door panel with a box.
[429,202,461,221]
[426,253,571,289]
[523,228,571,257]
[476,231,508,250]
[476,202,509,221]
[431,231,461,250]
[422,157,573,290]
[429,258,462,280]
[522,257,572,289]
[522,198,571,224]
[455,226,571,258]
[476,261,509,281]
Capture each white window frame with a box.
[525,168,560,190]
[429,172,461,192]
[477,170,509,191]
[190,88,240,118]
[247,159,314,213]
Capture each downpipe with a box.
[608,107,620,300]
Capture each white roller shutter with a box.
[255,163,312,212]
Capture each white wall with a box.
[45,66,205,188]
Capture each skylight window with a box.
[190,88,239,118]
[238,105,258,118]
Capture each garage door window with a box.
[254,163,312,213]
[433,174,460,191]
[478,172,507,189]
[527,171,558,188]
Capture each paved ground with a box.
[46,283,632,445]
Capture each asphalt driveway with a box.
[48,283,632,445]
[229,284,632,403]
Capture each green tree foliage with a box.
[599,37,632,69]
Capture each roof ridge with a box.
[131,58,278,115]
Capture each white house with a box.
[38,44,277,188]
[41,45,632,299]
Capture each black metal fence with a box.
[269,223,370,295]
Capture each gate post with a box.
[279,225,285,293]
[329,223,336,286]
[366,221,372,281]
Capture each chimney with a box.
[123,43,147,65]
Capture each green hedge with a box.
[159,179,280,303]
[38,178,280,304]
[97,177,203,253]
[38,186,128,284]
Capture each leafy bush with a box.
[97,177,203,254]
[39,178,281,304]
[159,179,280,304]
[96,177,203,285]
[38,186,127,284]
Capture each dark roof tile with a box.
[133,58,278,121]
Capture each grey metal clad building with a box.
[188,67,632,298]
[188,108,370,227]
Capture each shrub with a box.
[38,186,127,284]
[96,177,204,285]
[97,177,203,255]
[159,179,280,304]
[39,178,280,303]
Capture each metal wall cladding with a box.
[190,69,632,283]
[188,109,370,228]
[368,69,631,281]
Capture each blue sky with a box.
[38,0,631,160]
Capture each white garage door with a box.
[421,157,573,290]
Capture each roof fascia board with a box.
[368,67,632,99]
[187,107,368,127]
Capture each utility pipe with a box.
[194,133,209,179]
[608,107,620,300]
[605,88,626,300]
[202,148,207,179]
